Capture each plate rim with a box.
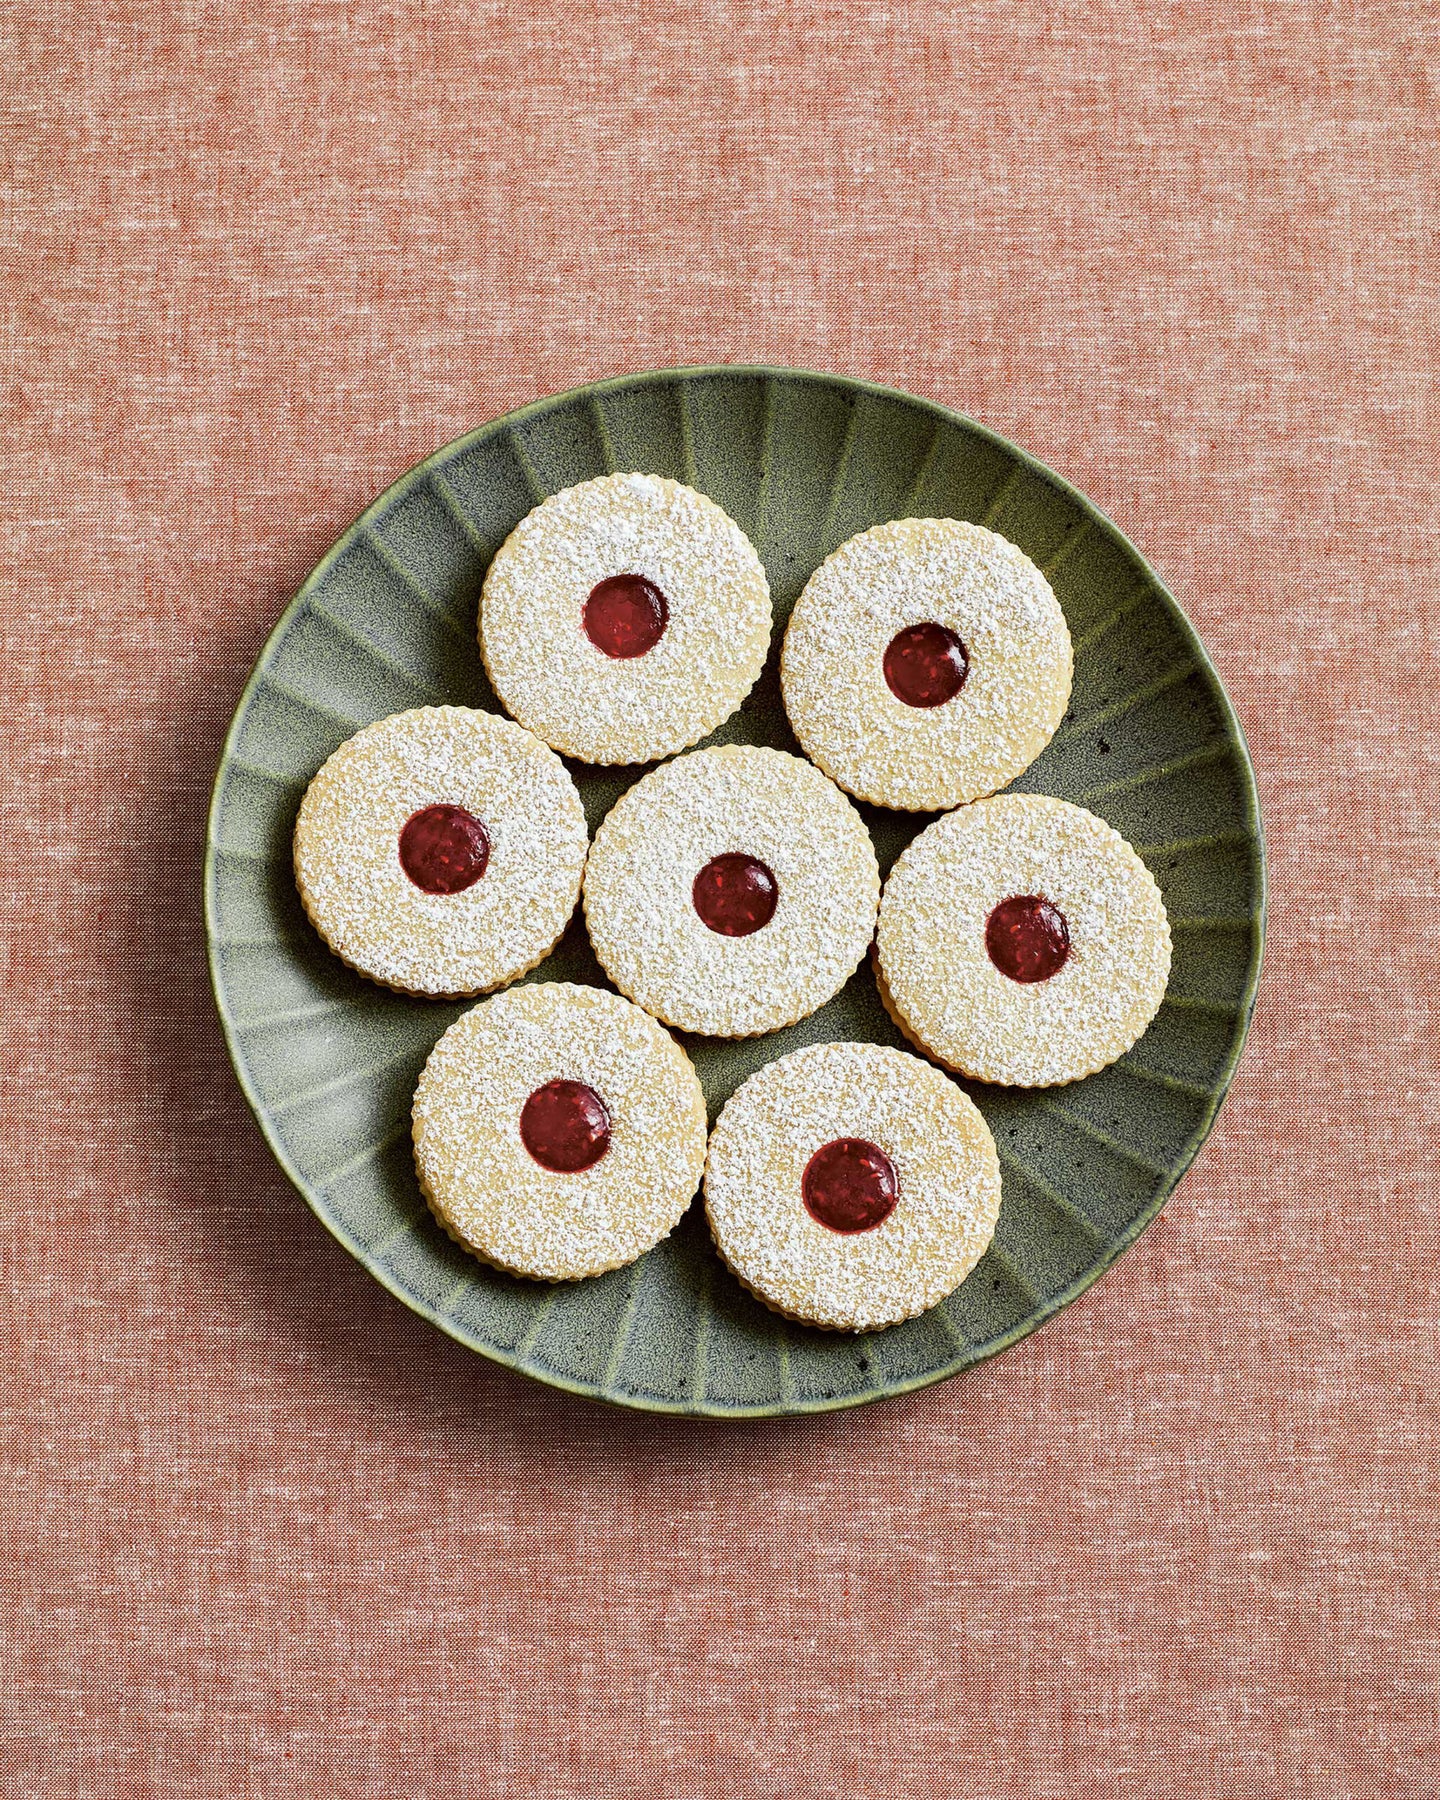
[204,363,1267,1418]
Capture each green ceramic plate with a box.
[205,366,1264,1416]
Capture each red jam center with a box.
[398,803,491,894]
[802,1137,899,1234]
[519,1080,612,1173]
[692,854,779,937]
[985,894,1071,983]
[582,573,670,659]
[883,622,969,708]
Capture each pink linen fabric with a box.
[3,3,1436,1794]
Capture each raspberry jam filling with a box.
[582,573,670,659]
[692,854,779,937]
[882,622,969,708]
[398,803,491,894]
[985,894,1071,983]
[802,1137,899,1234]
[519,1080,612,1173]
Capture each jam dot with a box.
[883,622,969,708]
[692,854,779,937]
[398,803,490,894]
[985,894,1071,983]
[583,573,670,659]
[519,1080,612,1173]
[802,1137,899,1234]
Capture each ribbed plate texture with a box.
[205,367,1264,1416]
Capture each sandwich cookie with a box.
[876,793,1171,1086]
[294,706,587,997]
[781,518,1072,810]
[582,745,880,1038]
[480,472,771,764]
[704,1041,1002,1331]
[413,982,708,1280]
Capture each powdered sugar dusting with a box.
[704,1042,1002,1331]
[583,746,880,1038]
[480,473,772,764]
[413,983,708,1281]
[294,706,588,997]
[877,794,1172,1086]
[781,519,1072,810]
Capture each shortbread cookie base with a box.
[296,881,567,1003]
[704,1041,1002,1332]
[781,518,1072,810]
[412,983,708,1281]
[876,794,1172,1087]
[480,473,772,764]
[294,706,588,998]
[582,745,880,1038]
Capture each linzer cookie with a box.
[876,794,1171,1087]
[780,518,1072,810]
[413,983,707,1281]
[703,1042,1002,1332]
[479,473,771,764]
[294,706,587,997]
[582,745,880,1038]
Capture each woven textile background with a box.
[4,3,1437,1795]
